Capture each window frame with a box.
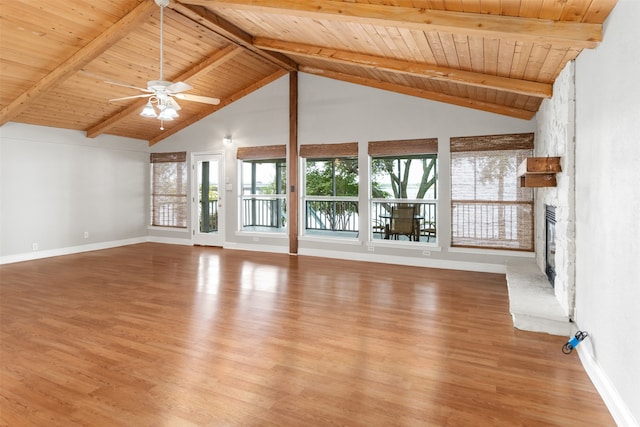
[300,143,359,239]
[369,138,439,244]
[450,133,535,251]
[150,151,188,228]
[237,145,287,233]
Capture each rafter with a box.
[299,66,536,120]
[255,38,552,98]
[0,1,157,127]
[181,0,602,48]
[149,69,288,145]
[171,2,297,71]
[86,45,243,139]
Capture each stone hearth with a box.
[506,259,571,336]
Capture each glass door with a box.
[192,153,224,247]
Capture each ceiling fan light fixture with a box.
[107,0,219,130]
[158,106,178,121]
[140,100,157,118]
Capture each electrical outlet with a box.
[368,246,374,252]
[422,250,431,257]
[84,231,89,239]
[32,243,38,251]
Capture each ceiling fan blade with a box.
[175,93,221,105]
[109,94,152,102]
[104,80,151,92]
[166,81,192,93]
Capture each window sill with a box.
[447,247,534,257]
[147,226,188,231]
[235,230,288,239]
[368,240,443,252]
[299,235,362,245]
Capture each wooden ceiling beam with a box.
[0,1,158,127]
[86,45,243,139]
[149,69,288,145]
[172,2,297,71]
[299,66,536,120]
[255,38,552,98]
[181,0,601,48]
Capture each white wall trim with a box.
[448,246,535,258]
[578,344,639,427]
[299,247,506,273]
[0,237,148,265]
[146,236,193,246]
[223,242,290,254]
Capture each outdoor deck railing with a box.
[242,196,286,228]
[305,199,358,232]
[199,199,219,231]
[371,200,437,239]
[451,200,533,249]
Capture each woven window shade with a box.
[237,145,286,161]
[150,152,187,163]
[151,152,187,228]
[450,134,534,251]
[299,142,358,158]
[368,138,437,156]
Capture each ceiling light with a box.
[158,106,178,121]
[223,135,232,145]
[140,100,157,118]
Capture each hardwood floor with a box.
[0,243,613,426]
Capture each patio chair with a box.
[386,204,418,241]
[421,221,436,242]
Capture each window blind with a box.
[299,142,358,159]
[236,145,286,161]
[450,134,534,251]
[150,151,188,228]
[368,138,438,157]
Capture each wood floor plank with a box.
[0,243,614,426]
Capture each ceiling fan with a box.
[108,0,220,127]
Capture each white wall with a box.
[153,71,537,271]
[0,124,149,262]
[573,0,640,424]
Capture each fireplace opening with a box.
[545,205,556,287]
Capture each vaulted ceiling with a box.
[0,0,618,145]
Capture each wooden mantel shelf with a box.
[518,157,561,187]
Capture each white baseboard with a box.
[223,242,289,254]
[577,345,639,427]
[0,237,148,265]
[298,247,505,273]
[146,236,193,246]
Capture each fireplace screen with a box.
[545,205,556,286]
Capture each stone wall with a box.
[534,61,576,318]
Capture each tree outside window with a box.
[370,152,438,242]
[304,157,359,235]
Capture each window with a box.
[237,145,287,232]
[450,133,534,250]
[150,152,187,228]
[369,138,438,242]
[300,143,358,238]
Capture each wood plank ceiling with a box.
[0,0,618,145]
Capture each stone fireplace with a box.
[534,61,577,320]
[505,61,577,336]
